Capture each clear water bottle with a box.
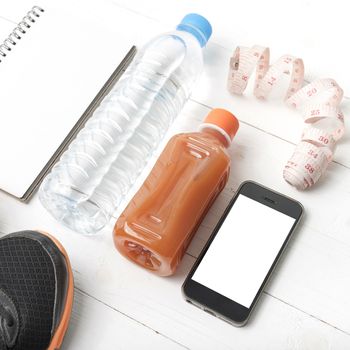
[39,13,212,235]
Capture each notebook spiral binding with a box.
[0,6,44,63]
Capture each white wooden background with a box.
[1,0,350,349]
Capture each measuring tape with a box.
[227,45,345,190]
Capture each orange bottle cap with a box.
[200,108,239,144]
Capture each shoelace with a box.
[227,45,345,190]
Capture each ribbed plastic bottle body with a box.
[39,30,203,234]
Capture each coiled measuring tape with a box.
[227,45,345,190]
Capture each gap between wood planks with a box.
[191,98,350,171]
[72,250,350,348]
[74,285,190,349]
[0,15,15,23]
[183,251,350,338]
[264,291,350,337]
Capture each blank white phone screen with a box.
[192,194,296,308]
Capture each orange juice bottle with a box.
[113,108,239,276]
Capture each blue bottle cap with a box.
[176,13,212,47]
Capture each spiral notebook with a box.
[0,3,136,201]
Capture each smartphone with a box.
[182,180,303,326]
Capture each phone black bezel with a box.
[182,180,303,326]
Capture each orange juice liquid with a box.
[113,129,231,276]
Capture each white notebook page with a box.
[0,2,135,198]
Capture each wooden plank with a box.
[67,255,350,350]
[61,289,184,349]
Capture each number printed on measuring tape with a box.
[227,45,345,190]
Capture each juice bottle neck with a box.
[200,126,231,148]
